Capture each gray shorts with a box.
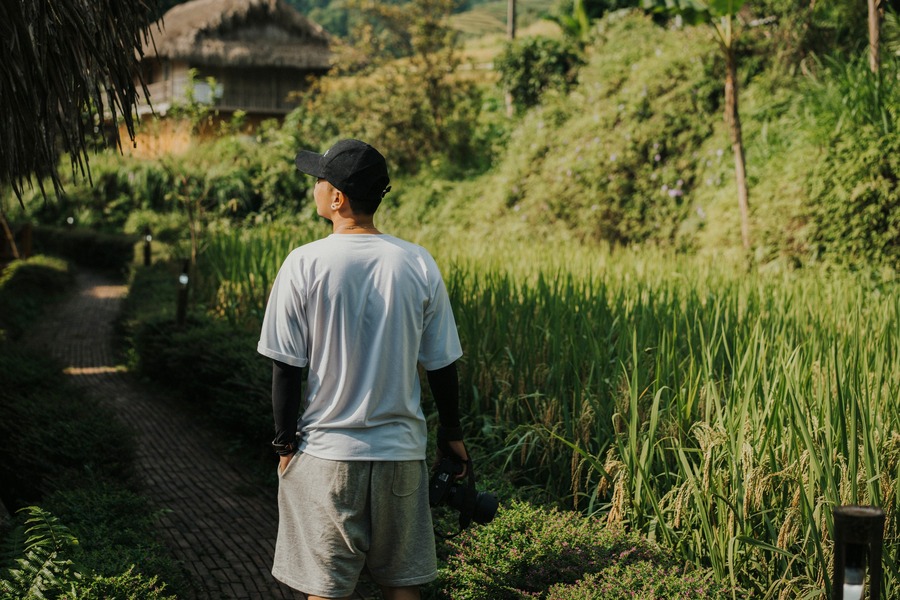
[272,453,437,598]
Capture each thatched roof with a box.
[146,0,331,70]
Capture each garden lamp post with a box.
[832,505,884,600]
[143,228,152,266]
[176,259,190,328]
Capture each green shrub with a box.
[0,255,73,340]
[546,561,728,599]
[799,54,900,267]
[495,36,585,113]
[439,500,725,599]
[806,128,900,267]
[44,486,178,582]
[0,508,178,600]
[0,506,80,599]
[67,567,177,600]
[31,226,137,272]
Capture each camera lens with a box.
[472,491,498,524]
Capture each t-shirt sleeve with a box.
[418,253,463,370]
[257,255,309,368]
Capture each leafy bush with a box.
[286,0,491,177]
[806,127,900,267]
[31,226,137,272]
[495,36,585,113]
[546,561,728,599]
[0,507,177,600]
[7,124,308,239]
[67,567,176,600]
[800,54,900,267]
[439,500,726,599]
[44,486,179,583]
[0,255,73,340]
[0,507,80,599]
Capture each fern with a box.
[0,507,81,599]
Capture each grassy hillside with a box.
[381,10,897,271]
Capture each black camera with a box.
[429,456,498,530]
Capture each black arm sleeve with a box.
[272,360,303,446]
[426,361,462,440]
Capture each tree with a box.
[643,0,752,250]
[296,0,483,174]
[0,1,157,201]
[869,0,883,73]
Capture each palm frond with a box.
[0,1,157,203]
[0,507,81,599]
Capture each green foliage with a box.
[439,500,727,598]
[0,508,178,600]
[30,227,137,273]
[43,486,178,584]
[0,258,186,599]
[803,53,900,139]
[68,567,176,600]
[495,36,585,112]
[6,123,308,239]
[798,54,900,267]
[0,507,80,599]
[475,13,719,247]
[0,255,73,340]
[806,128,900,267]
[288,0,490,176]
[545,562,727,599]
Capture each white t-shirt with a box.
[257,234,463,461]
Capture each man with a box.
[257,139,468,600]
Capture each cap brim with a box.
[294,150,326,177]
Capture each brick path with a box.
[28,269,308,599]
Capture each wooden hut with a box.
[137,0,331,119]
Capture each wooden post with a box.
[868,0,881,73]
[724,44,751,251]
[833,506,884,600]
[505,0,516,117]
[176,259,190,327]
[143,228,152,266]
[0,211,19,260]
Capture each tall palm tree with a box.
[0,1,157,202]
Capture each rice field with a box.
[197,224,899,598]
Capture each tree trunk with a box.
[505,0,516,117]
[724,48,751,251]
[0,210,20,260]
[868,0,881,73]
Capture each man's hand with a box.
[436,440,469,479]
[278,452,295,475]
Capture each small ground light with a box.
[832,505,884,600]
[176,260,190,327]
[66,216,74,225]
[143,230,152,266]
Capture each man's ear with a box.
[330,188,345,210]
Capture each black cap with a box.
[295,139,391,202]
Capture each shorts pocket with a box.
[277,453,302,478]
[391,461,422,497]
